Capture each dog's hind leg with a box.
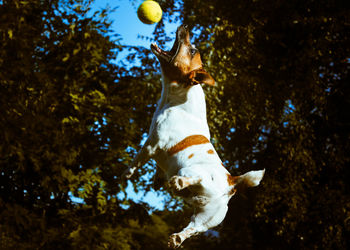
[168,176,202,192]
[168,199,228,248]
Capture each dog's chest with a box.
[154,107,210,150]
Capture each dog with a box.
[124,25,265,248]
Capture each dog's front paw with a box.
[122,167,136,180]
[168,233,184,249]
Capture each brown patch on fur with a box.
[221,163,225,167]
[188,68,215,86]
[189,54,203,76]
[227,174,240,186]
[229,188,237,196]
[168,135,210,155]
[207,149,214,154]
[188,153,194,159]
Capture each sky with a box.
[91,0,179,63]
[87,0,181,211]
[92,0,160,47]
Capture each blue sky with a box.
[92,0,160,47]
[88,0,181,210]
[92,0,179,62]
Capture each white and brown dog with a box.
[124,25,265,248]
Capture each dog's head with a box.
[151,25,215,87]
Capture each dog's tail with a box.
[228,169,265,196]
[237,169,265,188]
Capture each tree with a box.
[1,0,349,249]
[165,0,349,248]
[0,0,172,248]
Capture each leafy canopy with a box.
[1,0,349,249]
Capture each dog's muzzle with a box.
[151,25,189,63]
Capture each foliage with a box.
[0,0,169,249]
[1,0,349,249]
[174,0,350,248]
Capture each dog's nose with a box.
[178,24,188,31]
[176,25,190,43]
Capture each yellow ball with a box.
[137,0,162,25]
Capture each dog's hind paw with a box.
[168,233,184,249]
[169,176,202,192]
[169,176,186,191]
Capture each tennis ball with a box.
[137,0,162,25]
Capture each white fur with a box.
[124,26,264,248]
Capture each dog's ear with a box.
[188,68,215,86]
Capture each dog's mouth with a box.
[151,25,189,63]
[151,42,177,62]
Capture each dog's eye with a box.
[190,48,197,56]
